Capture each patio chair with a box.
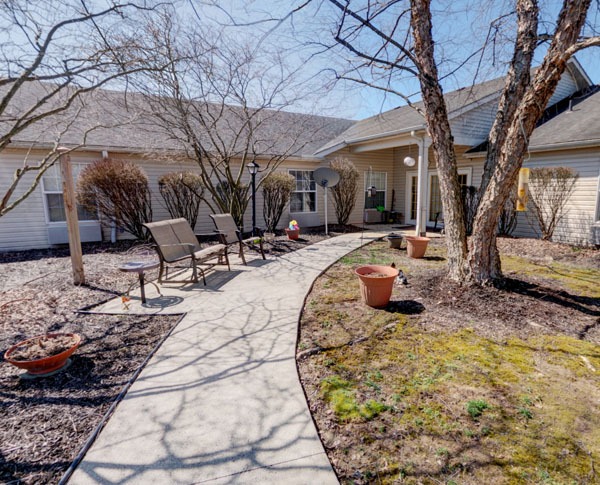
[209,213,265,265]
[143,218,229,285]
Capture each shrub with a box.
[330,157,359,225]
[262,172,295,232]
[158,172,204,229]
[498,185,519,236]
[77,158,152,240]
[462,185,479,236]
[527,167,579,240]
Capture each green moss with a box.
[501,255,600,297]
[320,375,390,421]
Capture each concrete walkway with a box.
[69,231,386,484]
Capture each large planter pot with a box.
[405,236,431,259]
[386,234,403,249]
[4,333,82,376]
[285,228,300,240]
[355,265,399,308]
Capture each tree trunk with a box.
[468,0,592,284]
[410,0,467,281]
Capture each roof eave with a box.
[464,138,600,158]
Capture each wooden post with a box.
[59,148,85,285]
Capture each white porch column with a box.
[414,137,431,236]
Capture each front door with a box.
[405,171,418,225]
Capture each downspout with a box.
[410,131,429,236]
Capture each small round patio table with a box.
[118,261,162,304]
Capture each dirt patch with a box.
[298,237,600,484]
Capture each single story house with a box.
[0,59,598,252]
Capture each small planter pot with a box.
[355,265,399,308]
[405,236,431,259]
[4,333,82,376]
[386,234,403,250]
[285,228,300,240]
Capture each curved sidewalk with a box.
[70,231,386,484]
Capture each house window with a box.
[42,164,98,222]
[365,171,387,209]
[289,170,316,212]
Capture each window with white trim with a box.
[289,170,316,212]
[364,171,387,209]
[42,164,98,222]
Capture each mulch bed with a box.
[0,226,360,485]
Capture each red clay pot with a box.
[355,265,399,308]
[405,236,431,259]
[4,333,82,376]
[285,228,300,240]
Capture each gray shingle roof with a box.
[4,81,355,158]
[528,89,600,149]
[314,76,506,155]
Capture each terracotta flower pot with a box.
[355,265,399,308]
[405,236,431,259]
[4,333,82,376]
[285,228,300,240]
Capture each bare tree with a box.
[158,172,205,229]
[326,0,600,284]
[329,157,359,225]
[131,11,334,229]
[527,167,579,240]
[0,0,164,217]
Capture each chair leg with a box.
[223,249,230,271]
[239,242,247,265]
[158,260,165,283]
[191,258,199,283]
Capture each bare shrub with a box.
[527,167,579,240]
[498,186,518,236]
[462,186,479,236]
[262,173,295,233]
[158,172,204,229]
[77,159,152,240]
[329,158,359,225]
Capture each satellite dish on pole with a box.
[314,167,340,235]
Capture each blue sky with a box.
[185,1,600,120]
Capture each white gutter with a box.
[465,138,600,158]
[314,124,426,158]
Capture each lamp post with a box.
[247,160,259,237]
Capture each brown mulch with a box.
[0,225,360,485]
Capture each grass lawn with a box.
[298,237,599,484]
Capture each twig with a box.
[0,298,34,310]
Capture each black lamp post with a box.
[247,160,259,237]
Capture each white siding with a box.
[450,70,581,147]
[0,151,50,251]
[512,150,600,245]
[324,148,396,226]
[451,99,498,145]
